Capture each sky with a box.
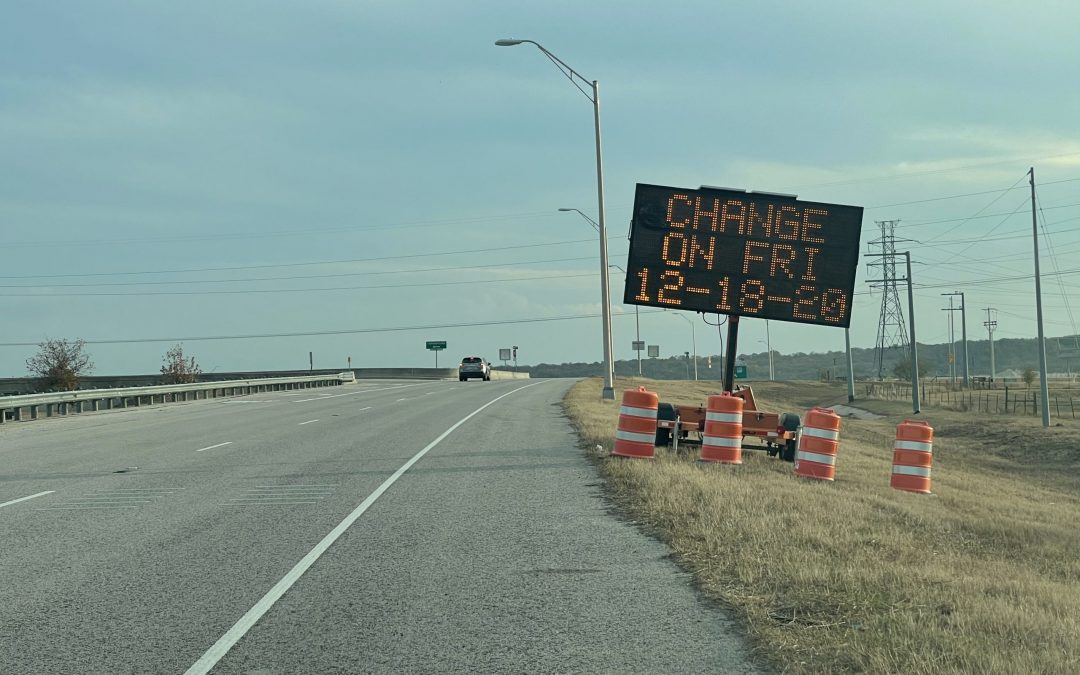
[2,0,1079,377]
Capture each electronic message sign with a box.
[624,184,864,328]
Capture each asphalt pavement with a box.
[0,378,762,674]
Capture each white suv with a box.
[458,356,491,381]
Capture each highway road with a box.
[0,378,760,674]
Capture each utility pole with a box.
[636,304,642,376]
[942,296,957,385]
[1030,167,1051,426]
[942,291,968,386]
[865,250,920,413]
[984,308,997,382]
[845,327,855,403]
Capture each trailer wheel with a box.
[781,438,797,462]
[779,412,801,432]
[655,402,676,447]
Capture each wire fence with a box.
[863,381,1079,418]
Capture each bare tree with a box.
[161,344,202,384]
[26,338,94,391]
[1022,366,1036,387]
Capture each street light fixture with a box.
[498,38,615,400]
[558,207,599,233]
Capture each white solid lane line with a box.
[0,491,55,510]
[184,380,545,675]
[196,442,233,453]
[298,419,319,426]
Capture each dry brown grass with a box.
[564,377,1080,674]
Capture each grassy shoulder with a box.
[564,377,1080,674]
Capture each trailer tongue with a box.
[654,385,801,461]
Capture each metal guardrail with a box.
[0,372,355,424]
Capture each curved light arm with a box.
[495,38,595,103]
[558,207,600,233]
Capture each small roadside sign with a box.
[426,341,447,351]
[647,345,660,358]
[735,364,748,379]
[632,340,645,351]
[499,348,511,361]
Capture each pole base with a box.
[602,386,615,400]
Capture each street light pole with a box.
[499,39,615,399]
[765,319,774,381]
[596,260,641,377]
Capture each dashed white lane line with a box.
[359,406,373,412]
[184,380,545,675]
[0,491,54,510]
[298,419,319,426]
[292,382,428,403]
[196,442,233,453]
[36,487,185,511]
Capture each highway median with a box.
[563,377,1079,674]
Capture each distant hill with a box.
[522,335,1080,381]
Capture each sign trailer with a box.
[624,183,863,389]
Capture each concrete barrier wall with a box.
[490,370,531,380]
[353,368,458,380]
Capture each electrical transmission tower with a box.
[867,220,909,379]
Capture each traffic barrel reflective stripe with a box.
[620,404,657,419]
[892,465,931,477]
[795,450,836,466]
[700,392,743,464]
[794,407,841,481]
[615,429,657,444]
[895,439,932,452]
[891,420,934,493]
[613,387,659,459]
[801,426,840,441]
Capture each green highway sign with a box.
[426,341,447,351]
[735,364,748,379]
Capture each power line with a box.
[0,237,614,280]
[920,174,1028,243]
[0,309,665,347]
[1036,185,1078,336]
[0,255,617,289]
[0,211,559,249]
[864,176,1079,210]
[896,201,1080,229]
[0,271,601,297]
[782,152,1080,191]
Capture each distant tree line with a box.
[523,335,1080,381]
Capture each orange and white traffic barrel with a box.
[613,387,659,459]
[794,407,841,481]
[700,393,744,464]
[891,420,933,493]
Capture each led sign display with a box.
[624,184,864,328]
